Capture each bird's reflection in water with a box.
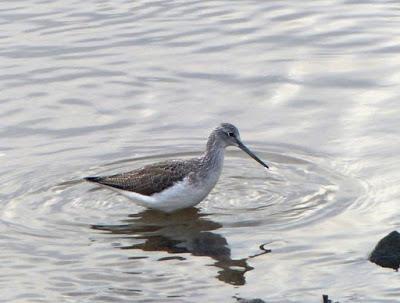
[91,208,270,286]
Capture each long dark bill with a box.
[237,140,269,169]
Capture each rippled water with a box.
[1,0,400,302]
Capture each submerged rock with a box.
[322,294,339,303]
[234,297,266,303]
[369,231,400,270]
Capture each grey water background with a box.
[1,0,400,302]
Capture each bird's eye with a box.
[228,132,234,137]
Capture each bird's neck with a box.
[201,132,225,170]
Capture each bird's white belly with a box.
[152,178,213,211]
[115,171,220,212]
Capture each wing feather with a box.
[85,160,197,196]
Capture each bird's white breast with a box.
[149,168,221,212]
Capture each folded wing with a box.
[85,160,195,196]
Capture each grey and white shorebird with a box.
[85,123,269,213]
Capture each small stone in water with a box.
[369,230,400,270]
[234,297,266,303]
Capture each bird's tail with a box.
[84,176,102,183]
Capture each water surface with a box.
[1,0,400,302]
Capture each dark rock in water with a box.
[323,294,339,303]
[369,231,400,270]
[236,295,339,303]
[235,297,266,303]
